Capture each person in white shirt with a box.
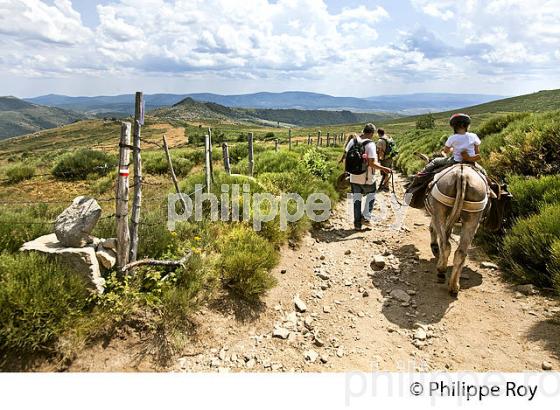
[422,113,484,173]
[339,123,392,231]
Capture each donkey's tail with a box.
[445,164,467,234]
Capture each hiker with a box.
[339,123,393,231]
[376,128,397,192]
[405,113,487,208]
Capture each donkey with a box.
[426,164,488,295]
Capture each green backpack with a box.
[381,137,398,159]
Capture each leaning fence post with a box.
[204,134,212,193]
[288,128,292,150]
[129,91,143,263]
[116,122,131,270]
[248,132,254,177]
[222,143,231,175]
[275,139,279,152]
[163,134,187,213]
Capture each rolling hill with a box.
[25,92,506,116]
[151,97,397,126]
[0,96,86,140]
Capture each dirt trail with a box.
[67,176,560,372]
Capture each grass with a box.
[4,164,35,184]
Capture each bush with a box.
[144,151,193,177]
[481,111,560,177]
[394,129,447,175]
[502,203,560,291]
[52,149,115,180]
[416,114,436,129]
[508,174,560,218]
[302,148,330,180]
[4,164,35,184]
[219,225,278,301]
[476,112,530,138]
[0,253,90,355]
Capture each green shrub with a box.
[52,149,115,180]
[4,164,35,184]
[476,112,530,138]
[394,129,447,175]
[502,203,560,291]
[481,111,560,177]
[0,253,90,355]
[416,114,436,129]
[219,225,278,301]
[508,174,560,218]
[144,151,194,177]
[302,148,330,180]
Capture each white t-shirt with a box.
[445,132,481,162]
[345,136,377,185]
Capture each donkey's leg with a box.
[432,203,451,283]
[448,211,483,295]
[429,220,439,257]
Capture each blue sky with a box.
[1,0,559,98]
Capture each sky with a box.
[1,0,559,98]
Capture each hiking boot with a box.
[361,217,371,225]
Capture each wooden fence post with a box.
[116,122,131,270]
[204,134,212,193]
[208,127,214,181]
[327,132,330,147]
[163,134,187,213]
[288,128,292,150]
[275,139,279,152]
[317,130,321,146]
[307,133,311,145]
[222,143,231,175]
[129,91,143,263]
[248,132,254,177]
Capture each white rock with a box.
[481,261,499,270]
[371,255,386,271]
[96,246,117,269]
[294,295,307,312]
[317,271,330,280]
[20,233,105,293]
[272,327,290,339]
[413,328,427,341]
[542,361,553,371]
[246,358,256,369]
[54,196,102,247]
[304,350,319,363]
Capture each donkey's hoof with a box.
[437,272,446,283]
[431,243,439,257]
[448,286,460,296]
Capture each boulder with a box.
[55,196,101,247]
[20,233,105,293]
[390,289,411,303]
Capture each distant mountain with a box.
[26,92,506,116]
[152,97,398,126]
[0,96,85,140]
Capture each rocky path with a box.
[68,177,560,372]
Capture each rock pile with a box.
[20,196,118,294]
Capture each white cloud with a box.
[0,0,92,44]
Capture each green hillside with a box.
[0,96,85,140]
